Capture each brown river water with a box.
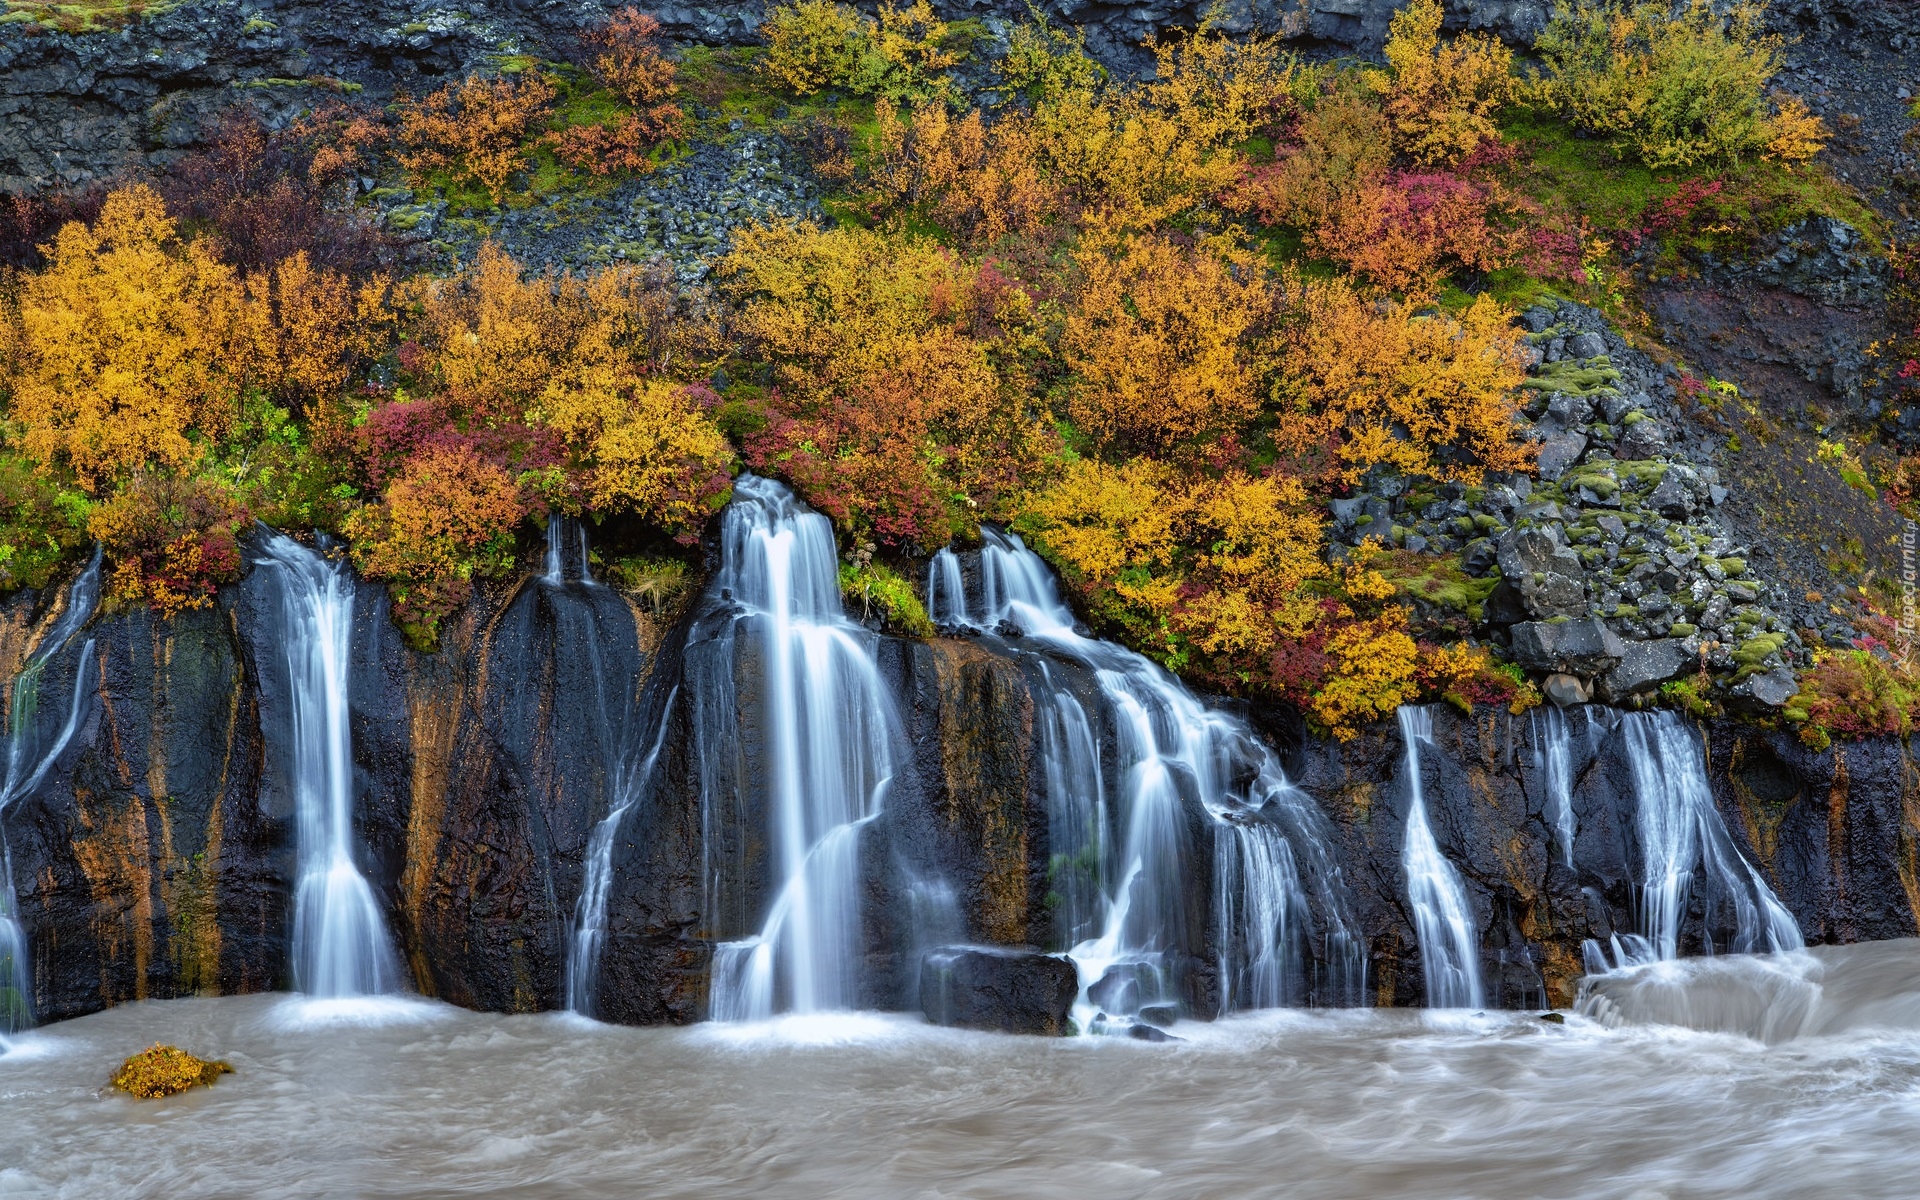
[4,941,1920,1200]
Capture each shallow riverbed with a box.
[4,945,1920,1200]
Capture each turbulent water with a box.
[10,946,1920,1199]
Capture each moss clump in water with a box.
[110,1044,233,1098]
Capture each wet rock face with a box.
[1293,705,1920,1008]
[6,552,1919,1027]
[920,946,1077,1035]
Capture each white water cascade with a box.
[931,531,1363,1024]
[257,535,401,998]
[1529,706,1577,867]
[1588,710,1801,970]
[1397,706,1485,1009]
[0,549,101,1034]
[566,684,678,1016]
[706,476,899,1020]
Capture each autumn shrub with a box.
[395,72,557,203]
[721,222,1045,547]
[552,8,686,176]
[533,375,734,540]
[1060,227,1267,454]
[1312,168,1537,293]
[160,109,391,277]
[1785,650,1914,750]
[994,11,1104,105]
[760,0,965,104]
[1372,0,1513,167]
[1533,0,1826,168]
[1267,277,1535,485]
[1225,83,1395,233]
[88,474,249,617]
[111,1044,232,1099]
[1420,640,1540,713]
[343,443,531,646]
[10,186,258,490]
[0,187,104,274]
[760,0,867,95]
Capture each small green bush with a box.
[840,561,934,637]
[1532,0,1827,168]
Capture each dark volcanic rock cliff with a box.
[4,546,1916,1026]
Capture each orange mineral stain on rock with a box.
[928,641,1033,946]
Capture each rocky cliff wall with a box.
[4,545,1915,1027]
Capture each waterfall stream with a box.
[257,535,401,999]
[1397,706,1484,1009]
[565,684,678,1017]
[932,530,1363,1025]
[705,477,899,1020]
[0,549,100,1034]
[1529,706,1576,867]
[1587,710,1801,970]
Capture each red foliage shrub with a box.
[0,187,106,273]
[88,474,250,617]
[160,109,392,277]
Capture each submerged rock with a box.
[920,947,1078,1036]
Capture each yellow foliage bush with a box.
[760,0,964,104]
[1268,278,1535,485]
[1374,0,1513,166]
[6,187,370,494]
[1533,0,1826,168]
[1307,614,1421,738]
[534,372,734,536]
[1061,228,1267,454]
[111,1044,233,1099]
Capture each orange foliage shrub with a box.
[1268,278,1535,485]
[1312,169,1536,294]
[1226,86,1394,234]
[396,73,556,202]
[1060,228,1266,454]
[582,8,685,136]
[343,443,530,635]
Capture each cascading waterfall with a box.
[258,535,401,999]
[0,549,101,1035]
[706,476,899,1020]
[926,550,968,628]
[1529,706,1577,867]
[565,685,678,1016]
[932,532,1363,1024]
[1397,706,1485,1009]
[1586,710,1801,971]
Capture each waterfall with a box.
[565,685,678,1016]
[963,530,1362,1024]
[543,514,595,586]
[0,549,101,1034]
[705,476,898,1020]
[926,548,968,628]
[1596,710,1801,968]
[1529,707,1576,867]
[1398,706,1484,1009]
[257,535,401,999]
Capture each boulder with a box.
[920,947,1079,1036]
[1601,638,1692,700]
[1647,473,1696,520]
[1535,431,1588,482]
[1527,573,1589,620]
[1567,331,1608,359]
[1543,672,1592,707]
[1511,619,1628,677]
[1745,666,1800,709]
